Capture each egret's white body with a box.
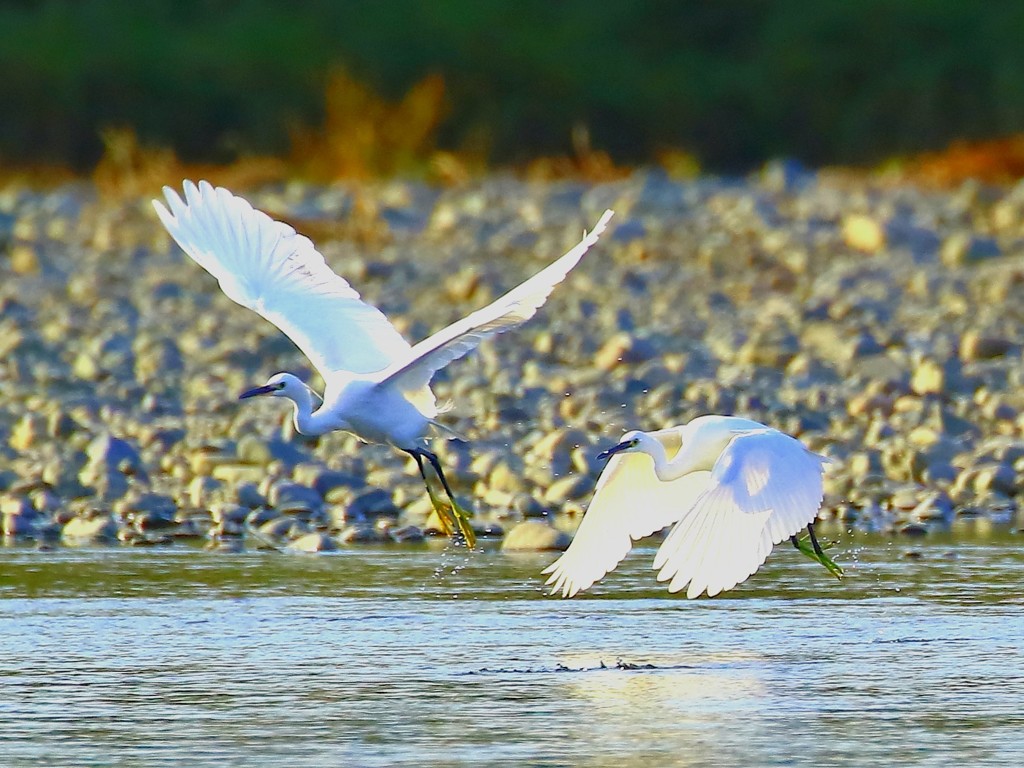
[543,415,837,599]
[154,180,613,544]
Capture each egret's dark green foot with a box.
[407,448,477,548]
[791,524,844,580]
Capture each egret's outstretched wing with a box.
[542,430,712,598]
[653,430,825,599]
[376,210,613,398]
[153,180,413,377]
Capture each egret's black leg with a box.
[406,448,476,547]
[806,522,826,559]
[405,448,432,486]
[405,449,450,531]
[790,535,801,551]
[422,450,460,508]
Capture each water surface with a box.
[1,534,1022,767]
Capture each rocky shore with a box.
[2,167,1024,552]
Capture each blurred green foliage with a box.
[1,0,1023,171]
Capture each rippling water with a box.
[1,533,1022,767]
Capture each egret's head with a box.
[239,372,303,401]
[597,430,645,461]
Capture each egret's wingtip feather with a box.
[582,209,614,241]
[150,178,414,377]
[182,180,203,209]
[665,578,683,594]
[374,203,610,398]
[158,185,180,206]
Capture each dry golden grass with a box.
[25,68,1024,200]
[270,192,393,249]
[79,69,645,201]
[0,163,77,188]
[893,135,1024,187]
[81,70,480,201]
[290,68,450,181]
[524,124,633,182]
[91,127,289,201]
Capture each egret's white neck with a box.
[638,434,706,482]
[287,385,333,436]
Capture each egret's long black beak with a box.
[597,441,632,462]
[239,384,277,400]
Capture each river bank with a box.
[2,169,1024,551]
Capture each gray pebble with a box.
[246,508,280,528]
[388,524,426,544]
[234,481,266,509]
[512,493,548,519]
[210,502,250,525]
[293,465,364,496]
[3,512,36,538]
[188,476,223,508]
[286,532,339,553]
[86,433,144,475]
[267,481,323,512]
[347,488,398,519]
[940,233,1000,266]
[213,463,267,486]
[501,520,571,551]
[337,524,385,544]
[971,463,1017,496]
[62,514,118,545]
[258,516,309,540]
[543,474,595,505]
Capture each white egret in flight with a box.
[154,180,613,547]
[543,415,843,598]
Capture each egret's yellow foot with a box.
[424,484,454,535]
[424,485,476,548]
[446,496,477,549]
[794,533,844,580]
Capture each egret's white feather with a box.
[542,428,712,598]
[544,417,830,599]
[156,181,614,549]
[378,210,614,398]
[153,180,414,378]
[654,429,825,598]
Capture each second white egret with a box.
[543,415,842,598]
[154,180,613,547]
